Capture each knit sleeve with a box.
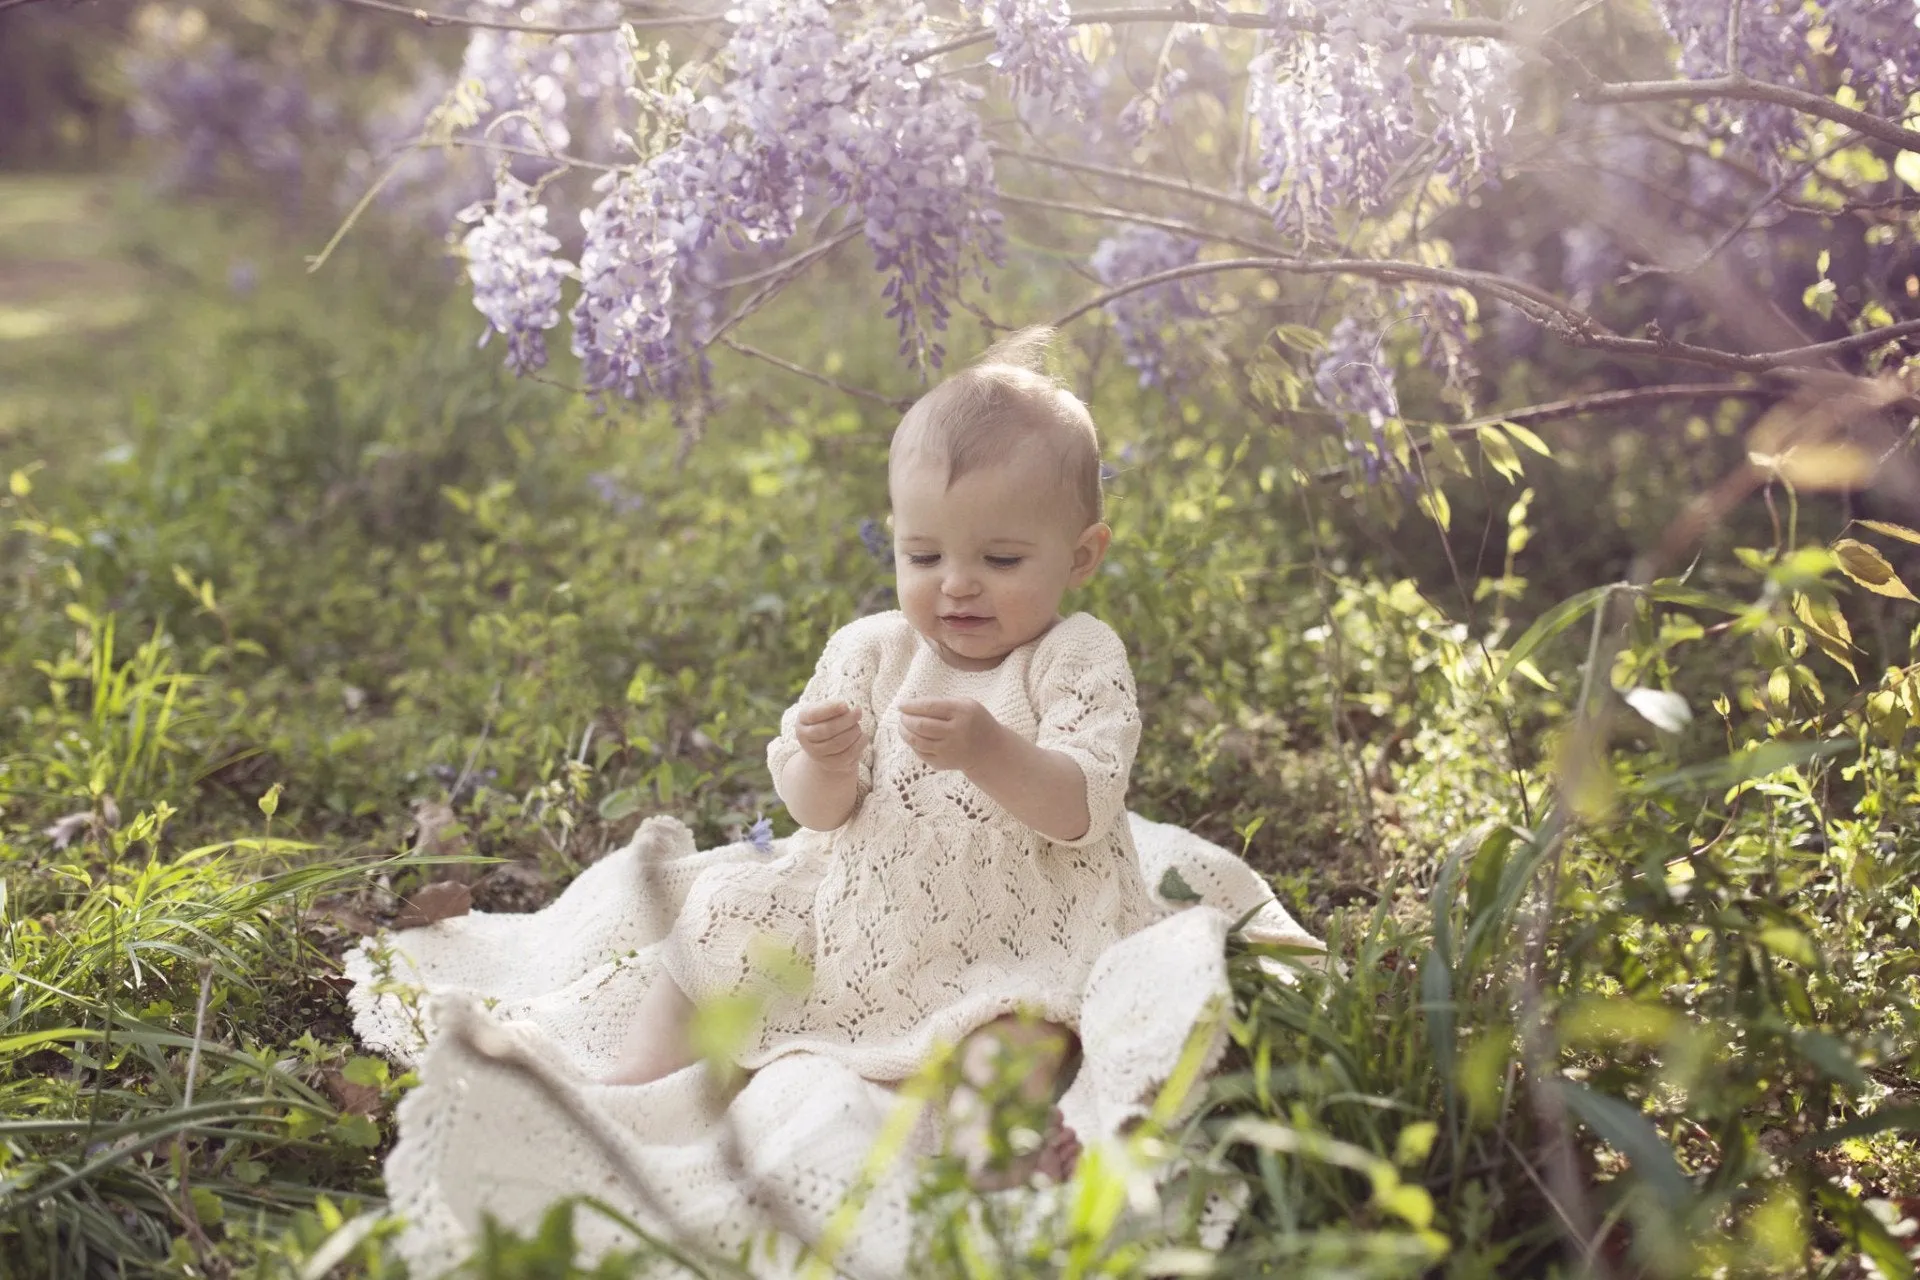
[767,614,892,812]
[1031,616,1141,849]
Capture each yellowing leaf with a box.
[1833,538,1919,603]
[1856,519,1920,547]
[1476,425,1523,482]
[1418,486,1451,532]
[1498,420,1552,456]
[1770,444,1873,490]
[1896,149,1920,193]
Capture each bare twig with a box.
[993,189,1289,258]
[991,147,1270,222]
[443,1011,757,1278]
[721,339,915,410]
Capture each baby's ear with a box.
[1070,522,1113,585]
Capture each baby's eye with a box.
[904,553,940,567]
[985,555,1024,569]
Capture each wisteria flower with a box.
[1090,227,1205,389]
[460,173,573,375]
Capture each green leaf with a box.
[1757,926,1817,967]
[1792,1030,1867,1092]
[1553,1081,1692,1206]
[597,787,643,821]
[189,1186,224,1226]
[1791,1104,1920,1154]
[1833,538,1919,603]
[341,1055,389,1088]
[1394,1120,1439,1167]
[1378,1180,1436,1230]
[1813,1180,1916,1280]
[1158,866,1202,904]
[1644,738,1855,795]
[1494,584,1613,687]
[331,1113,381,1148]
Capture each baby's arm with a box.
[898,700,1092,843]
[776,700,866,831]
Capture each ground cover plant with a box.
[2,0,1919,1275]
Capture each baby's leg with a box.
[950,1014,1083,1186]
[600,973,697,1086]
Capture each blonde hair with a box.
[888,326,1105,528]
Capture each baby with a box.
[606,326,1159,1178]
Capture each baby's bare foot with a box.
[974,1107,1079,1190]
[1035,1108,1081,1182]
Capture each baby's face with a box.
[890,454,1108,671]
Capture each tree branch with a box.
[1049,255,1596,334]
[1576,75,1920,154]
[1050,256,1920,374]
[326,0,721,37]
[908,6,1506,66]
[1312,383,1780,481]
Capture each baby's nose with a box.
[942,568,981,596]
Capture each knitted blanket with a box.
[345,812,1321,1276]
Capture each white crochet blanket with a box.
[345,813,1321,1277]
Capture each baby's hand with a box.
[795,700,865,774]
[898,698,1003,773]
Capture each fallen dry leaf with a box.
[320,1068,381,1116]
[392,879,472,930]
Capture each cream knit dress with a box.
[662,609,1161,1078]
[344,610,1327,1276]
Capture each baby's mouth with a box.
[940,613,992,629]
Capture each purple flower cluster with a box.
[1399,283,1477,400]
[1657,0,1919,173]
[1315,315,1399,485]
[1313,313,1400,459]
[124,20,328,196]
[966,0,1096,115]
[1089,227,1206,389]
[1656,0,1819,171]
[858,517,892,563]
[453,0,633,164]
[1248,2,1511,237]
[459,174,572,375]
[586,472,646,514]
[565,0,1003,392]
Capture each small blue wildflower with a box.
[587,471,645,515]
[747,815,774,854]
[228,260,258,296]
[857,517,891,564]
[1099,460,1118,483]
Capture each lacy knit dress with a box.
[660,610,1161,1080]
